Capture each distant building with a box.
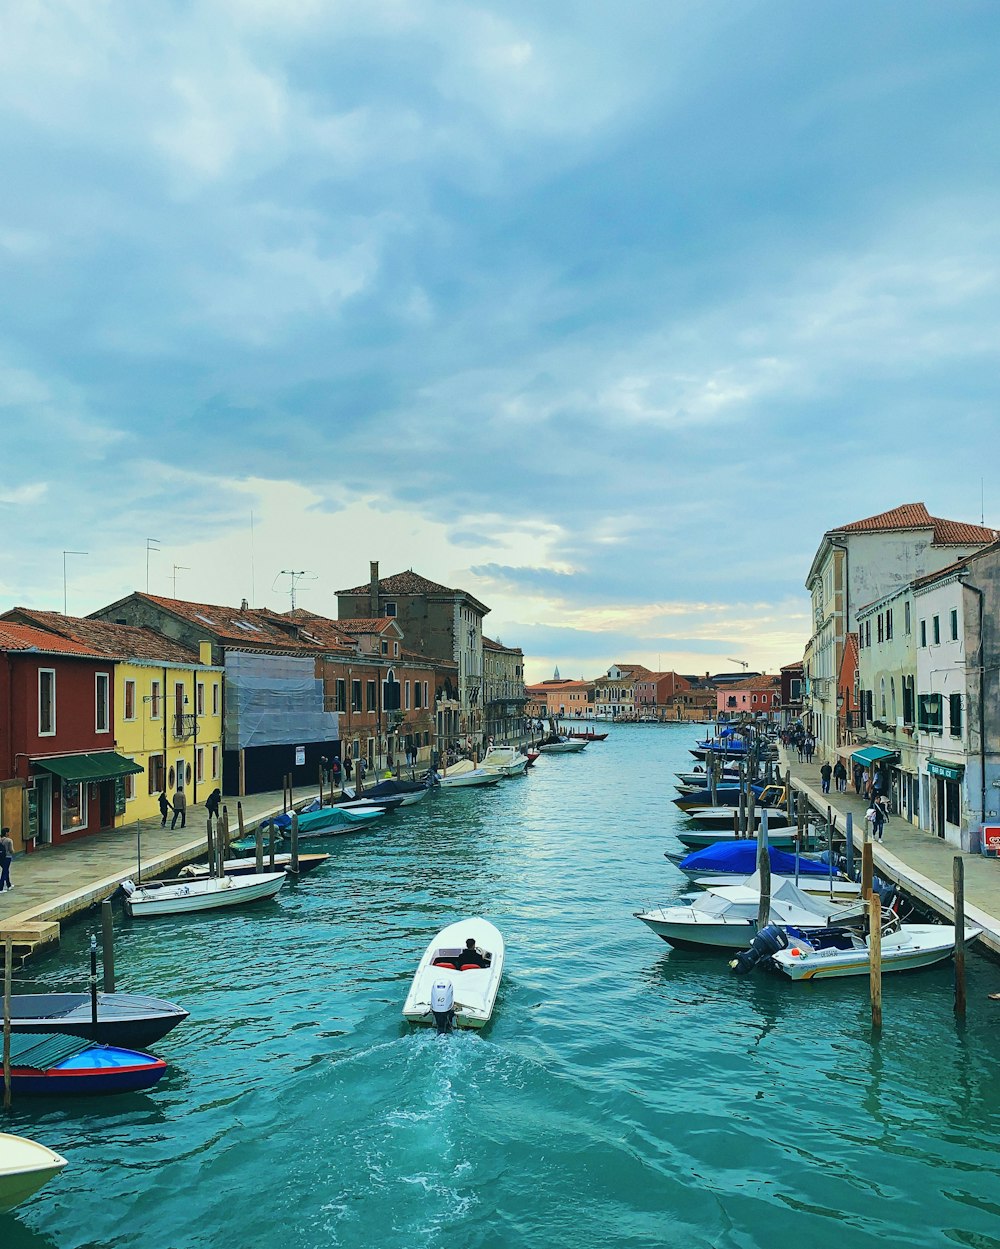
[716,674,782,721]
[482,637,527,742]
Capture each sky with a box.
[1,1,999,683]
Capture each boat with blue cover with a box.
[669,842,837,881]
[6,1034,167,1095]
[269,805,387,840]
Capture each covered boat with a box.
[122,871,286,917]
[402,918,505,1030]
[671,841,836,881]
[7,991,188,1049]
[0,1134,67,1211]
[6,1035,167,1095]
[274,805,386,840]
[340,779,430,806]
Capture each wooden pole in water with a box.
[3,935,12,1109]
[796,787,805,852]
[756,808,772,929]
[255,820,264,874]
[954,856,967,1018]
[828,805,835,902]
[268,818,275,870]
[101,899,115,993]
[869,890,883,1029]
[845,811,855,878]
[89,935,99,1027]
[861,839,873,902]
[236,802,245,854]
[206,815,216,879]
[290,812,300,876]
[288,771,294,810]
[219,811,228,878]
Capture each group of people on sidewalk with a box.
[811,757,891,842]
[158,786,222,830]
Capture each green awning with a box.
[33,752,143,783]
[928,758,964,782]
[850,746,899,767]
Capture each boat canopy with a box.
[677,842,834,877]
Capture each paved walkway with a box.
[0,785,323,940]
[781,751,1000,957]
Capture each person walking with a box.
[343,755,353,782]
[868,800,887,842]
[852,763,863,795]
[820,761,832,794]
[170,785,187,830]
[0,827,14,892]
[833,760,848,793]
[206,788,222,821]
[331,756,342,791]
[158,791,172,827]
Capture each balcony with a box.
[173,713,197,740]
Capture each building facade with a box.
[482,637,527,742]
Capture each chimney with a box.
[241,598,249,611]
[370,560,379,616]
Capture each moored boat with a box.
[178,852,329,879]
[537,737,587,754]
[121,871,286,917]
[274,805,387,840]
[6,1035,167,1095]
[0,1134,68,1211]
[668,841,832,881]
[768,923,980,981]
[435,767,501,789]
[481,745,529,777]
[681,805,791,832]
[341,779,430,806]
[674,824,799,849]
[7,991,189,1049]
[402,917,505,1030]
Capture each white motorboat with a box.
[693,873,863,902]
[675,822,798,850]
[674,768,742,787]
[481,745,529,777]
[770,923,981,981]
[341,780,430,807]
[402,917,505,1030]
[537,737,587,754]
[121,871,286,917]
[634,877,865,950]
[682,805,790,831]
[435,768,501,789]
[0,1133,68,1211]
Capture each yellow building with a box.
[2,611,224,825]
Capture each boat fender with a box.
[430,979,455,1034]
[729,924,789,975]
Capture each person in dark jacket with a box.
[158,792,172,826]
[833,760,848,793]
[820,762,832,794]
[206,788,222,820]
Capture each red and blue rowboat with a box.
[8,1035,167,1095]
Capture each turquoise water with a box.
[5,725,1000,1249]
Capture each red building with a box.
[0,622,140,849]
[633,672,692,718]
[716,674,782,721]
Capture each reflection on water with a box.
[6,725,1000,1249]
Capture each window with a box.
[351,680,362,712]
[148,753,165,794]
[414,680,423,710]
[212,682,220,716]
[196,682,205,716]
[150,680,162,719]
[865,621,871,647]
[880,678,886,718]
[385,602,397,617]
[61,781,86,831]
[38,669,56,735]
[381,640,389,655]
[920,620,926,648]
[96,673,110,732]
[886,610,893,641]
[196,746,205,782]
[859,628,864,650]
[890,679,896,722]
[917,693,943,732]
[124,679,136,721]
[877,616,883,644]
[905,602,911,634]
[945,780,961,826]
[790,679,802,700]
[405,680,411,710]
[423,681,429,708]
[950,609,958,642]
[336,679,347,713]
[366,680,377,711]
[124,763,136,802]
[933,616,940,644]
[211,745,220,779]
[949,693,962,737]
[902,677,914,726]
[393,642,399,657]
[351,738,360,759]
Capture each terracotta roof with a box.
[279,609,358,650]
[483,636,523,654]
[338,570,455,596]
[726,674,781,691]
[336,618,400,636]
[831,503,998,545]
[5,610,203,665]
[0,621,107,659]
[137,594,322,651]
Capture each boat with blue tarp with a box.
[6,1034,167,1095]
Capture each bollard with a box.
[954,856,967,1018]
[219,812,229,878]
[101,900,116,993]
[861,840,873,902]
[869,890,882,1029]
[269,819,275,870]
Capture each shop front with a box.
[29,752,144,847]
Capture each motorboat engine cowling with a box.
[729,923,789,975]
[430,978,455,1033]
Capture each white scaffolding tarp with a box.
[224,652,338,750]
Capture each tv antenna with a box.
[172,564,190,597]
[727,658,749,671]
[274,569,317,610]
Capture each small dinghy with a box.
[8,992,188,1048]
[121,871,285,917]
[6,1035,166,1096]
[674,820,797,849]
[0,1134,68,1211]
[402,918,505,1031]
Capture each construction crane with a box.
[727,658,749,671]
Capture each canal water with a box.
[6,725,1000,1249]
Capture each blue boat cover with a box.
[678,842,834,876]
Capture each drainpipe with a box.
[958,574,987,828]
[828,537,850,754]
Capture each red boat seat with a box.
[459,963,482,972]
[434,960,457,969]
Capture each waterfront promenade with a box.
[0,785,320,960]
[783,751,1000,957]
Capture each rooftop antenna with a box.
[172,564,190,597]
[982,477,985,526]
[62,550,88,616]
[250,510,256,607]
[727,658,749,671]
[274,569,317,611]
[146,538,161,593]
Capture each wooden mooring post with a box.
[869,890,883,1030]
[101,899,116,993]
[255,820,264,874]
[954,856,967,1018]
[290,813,300,876]
[861,837,873,902]
[206,815,216,879]
[3,935,12,1110]
[756,809,771,929]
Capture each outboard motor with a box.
[430,979,456,1034]
[119,879,136,899]
[729,924,788,975]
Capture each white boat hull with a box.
[676,825,798,849]
[436,770,501,788]
[481,747,529,777]
[692,873,863,901]
[403,917,505,1029]
[773,925,978,981]
[538,740,587,753]
[124,872,286,917]
[0,1134,68,1211]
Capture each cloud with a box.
[0,483,47,505]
